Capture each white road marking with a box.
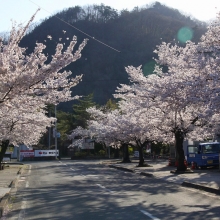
[96,184,106,189]
[70,168,75,171]
[96,184,114,193]
[140,210,160,220]
[25,181,29,188]
[181,186,220,199]
[28,165,32,175]
[80,174,86,177]
[18,199,27,220]
[86,175,99,178]
[58,161,67,166]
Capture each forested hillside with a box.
[20,1,207,111]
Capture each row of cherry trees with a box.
[0,10,88,166]
[70,12,220,170]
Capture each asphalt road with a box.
[4,160,220,220]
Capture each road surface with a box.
[4,160,220,220]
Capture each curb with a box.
[108,165,134,173]
[108,164,220,195]
[140,172,154,177]
[0,193,10,218]
[170,169,194,174]
[9,177,18,188]
[0,165,25,218]
[181,181,220,195]
[109,165,154,177]
[9,166,24,188]
[3,162,24,166]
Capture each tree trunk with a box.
[175,130,186,171]
[138,145,145,167]
[114,148,119,158]
[0,140,9,170]
[122,144,131,163]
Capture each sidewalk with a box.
[0,163,23,217]
[103,158,220,195]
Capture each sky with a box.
[0,0,220,33]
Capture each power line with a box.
[29,0,121,53]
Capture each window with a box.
[202,144,220,154]
[188,145,198,153]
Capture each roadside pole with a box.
[108,146,110,159]
[48,110,51,150]
[55,105,57,159]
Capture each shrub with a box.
[128,147,133,155]
[99,150,106,156]
[74,151,87,157]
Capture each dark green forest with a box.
[20,1,207,112]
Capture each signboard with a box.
[53,129,60,138]
[56,132,61,138]
[146,142,151,153]
[35,150,59,157]
[81,142,94,150]
[20,150,34,157]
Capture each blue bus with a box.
[187,142,220,169]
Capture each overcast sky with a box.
[0,0,219,33]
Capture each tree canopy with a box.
[0,10,87,165]
[69,12,220,170]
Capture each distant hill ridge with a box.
[20,1,207,112]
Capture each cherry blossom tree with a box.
[120,12,220,171]
[118,55,218,170]
[112,67,168,166]
[112,15,220,169]
[70,77,165,166]
[0,10,88,166]
[69,107,124,159]
[151,15,220,170]
[69,12,220,171]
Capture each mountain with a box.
[20,1,207,112]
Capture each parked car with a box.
[133,151,139,158]
[3,157,10,162]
